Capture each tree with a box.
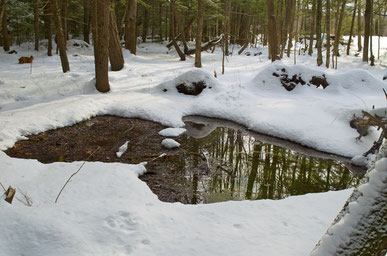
[43,0,53,56]
[347,0,358,55]
[83,0,90,44]
[49,0,70,72]
[125,0,137,54]
[267,0,279,61]
[325,0,331,68]
[363,0,372,62]
[109,0,125,71]
[1,0,10,51]
[332,0,346,69]
[94,0,110,92]
[316,0,322,66]
[170,0,186,61]
[308,0,316,56]
[195,0,204,68]
[34,0,40,51]
[357,0,362,51]
[61,0,68,40]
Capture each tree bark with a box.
[142,5,149,43]
[125,0,137,54]
[357,1,362,51]
[333,0,346,69]
[308,0,316,56]
[170,0,185,61]
[267,0,279,61]
[94,0,110,92]
[174,4,188,54]
[316,0,322,66]
[49,0,70,73]
[34,0,40,51]
[83,0,90,44]
[1,0,10,52]
[43,0,53,56]
[109,1,124,71]
[195,0,203,68]
[363,0,372,62]
[347,0,358,55]
[325,0,330,68]
[286,0,296,58]
[61,0,67,40]
[225,0,231,56]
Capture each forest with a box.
[0,0,386,256]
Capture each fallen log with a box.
[186,35,223,55]
[166,17,195,48]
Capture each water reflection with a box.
[180,116,363,204]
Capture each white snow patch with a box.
[161,138,180,149]
[116,141,129,158]
[158,127,186,137]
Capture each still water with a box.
[179,116,363,204]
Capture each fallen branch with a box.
[186,35,223,55]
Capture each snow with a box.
[158,127,186,137]
[161,138,181,149]
[116,141,129,158]
[0,37,386,255]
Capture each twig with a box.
[0,182,6,192]
[55,146,100,203]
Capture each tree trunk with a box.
[325,0,330,68]
[170,0,185,61]
[308,0,316,56]
[109,1,124,71]
[195,0,203,68]
[370,0,374,66]
[142,5,149,43]
[94,0,110,92]
[333,0,346,69]
[311,142,387,256]
[125,0,137,54]
[158,2,162,42]
[357,1,362,51]
[286,0,296,58]
[61,0,68,40]
[83,0,90,44]
[43,0,53,56]
[34,0,40,51]
[225,0,231,56]
[174,5,188,54]
[363,0,372,62]
[316,0,322,66]
[347,0,358,55]
[49,0,70,73]
[281,0,293,58]
[267,0,279,61]
[1,0,10,52]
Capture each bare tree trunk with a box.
[325,0,330,68]
[195,0,203,68]
[267,0,279,61]
[316,0,322,66]
[109,1,124,71]
[170,0,185,61]
[286,0,296,58]
[1,0,10,52]
[125,0,137,54]
[347,0,358,55]
[370,0,375,66]
[61,0,67,40]
[43,0,53,56]
[49,0,70,73]
[34,0,40,51]
[308,0,316,56]
[83,0,90,44]
[333,0,346,69]
[142,5,149,43]
[174,5,188,54]
[281,0,293,58]
[363,0,372,62]
[94,0,110,92]
[225,0,231,56]
[357,1,362,51]
[158,2,162,42]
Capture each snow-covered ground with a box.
[0,37,386,255]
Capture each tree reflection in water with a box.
[180,117,362,204]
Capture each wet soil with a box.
[5,116,192,203]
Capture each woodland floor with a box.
[5,115,195,203]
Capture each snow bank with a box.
[158,127,186,137]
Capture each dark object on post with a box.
[309,75,329,89]
[176,81,207,96]
[4,186,16,204]
[8,50,17,54]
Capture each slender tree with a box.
[347,0,358,55]
[225,0,231,56]
[170,0,185,60]
[61,0,68,40]
[325,0,330,68]
[49,0,70,72]
[94,0,110,92]
[195,0,204,68]
[357,1,362,51]
[316,0,322,66]
[109,0,125,71]
[308,0,316,56]
[267,0,279,61]
[43,0,53,56]
[34,0,40,51]
[363,0,372,62]
[83,0,90,44]
[333,0,346,69]
[142,4,149,43]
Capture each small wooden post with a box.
[4,186,15,204]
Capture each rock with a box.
[176,81,207,96]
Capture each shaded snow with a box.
[158,127,186,137]
[161,138,180,149]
